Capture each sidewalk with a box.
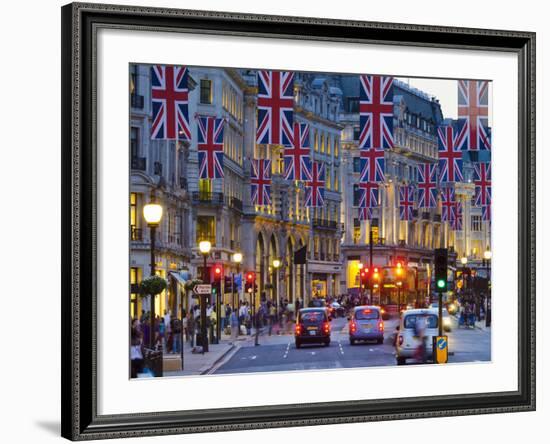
[162,333,247,377]
[452,314,491,332]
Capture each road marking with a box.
[338,340,344,355]
[310,351,316,356]
[283,342,290,359]
[369,348,374,352]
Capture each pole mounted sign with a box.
[193,284,212,294]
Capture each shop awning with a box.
[169,271,187,286]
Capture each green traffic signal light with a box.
[436,279,446,289]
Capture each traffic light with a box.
[224,276,233,293]
[245,271,256,292]
[434,248,448,292]
[360,268,369,286]
[212,265,223,295]
[373,267,380,281]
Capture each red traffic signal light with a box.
[213,265,223,280]
[245,271,255,283]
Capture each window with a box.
[355,308,380,320]
[130,127,139,159]
[314,130,319,152]
[198,178,212,198]
[130,65,138,94]
[353,157,361,173]
[196,215,216,245]
[130,192,139,240]
[471,215,482,232]
[200,79,212,104]
[320,133,325,153]
[346,97,359,113]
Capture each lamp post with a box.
[396,281,403,316]
[483,249,492,327]
[199,240,212,353]
[357,262,364,304]
[143,200,163,350]
[272,259,281,306]
[232,252,243,335]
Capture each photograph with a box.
[128,64,493,378]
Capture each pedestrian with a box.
[187,310,195,347]
[268,302,276,335]
[210,308,217,342]
[158,318,166,351]
[171,315,182,354]
[230,309,239,341]
[130,319,145,378]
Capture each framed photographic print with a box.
[61,2,536,440]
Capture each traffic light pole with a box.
[201,254,209,353]
[438,291,443,337]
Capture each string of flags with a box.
[148,65,491,226]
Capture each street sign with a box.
[433,335,448,364]
[193,284,212,294]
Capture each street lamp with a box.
[198,240,212,352]
[232,252,243,330]
[483,248,492,327]
[396,281,403,315]
[143,200,163,350]
[272,258,281,305]
[357,262,365,304]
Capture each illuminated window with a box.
[200,79,212,104]
[197,215,216,245]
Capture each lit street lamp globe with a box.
[143,202,163,226]
[484,249,492,260]
[232,252,243,264]
[460,256,468,265]
[199,240,212,255]
[273,259,281,269]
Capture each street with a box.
[212,316,490,375]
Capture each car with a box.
[309,298,326,308]
[349,305,384,345]
[379,306,390,320]
[329,301,345,318]
[429,303,452,332]
[295,308,331,348]
[395,308,440,365]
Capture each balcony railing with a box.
[312,219,338,230]
[130,226,143,241]
[229,197,243,211]
[131,94,144,109]
[131,156,146,171]
[196,234,216,246]
[422,211,431,221]
[191,192,224,205]
[433,214,442,223]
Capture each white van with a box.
[395,308,440,365]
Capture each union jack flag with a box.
[357,181,379,208]
[482,203,491,222]
[359,146,385,183]
[458,80,491,150]
[304,161,325,207]
[197,115,225,179]
[359,75,394,150]
[417,163,438,208]
[451,201,463,231]
[441,187,456,223]
[283,122,311,181]
[399,185,415,221]
[359,206,374,221]
[438,122,467,182]
[251,159,272,206]
[473,162,491,207]
[256,70,294,146]
[151,65,191,140]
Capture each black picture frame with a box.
[61,2,536,440]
